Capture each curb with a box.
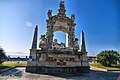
[90,66,120,71]
[0,66,26,74]
[107,70,120,71]
[90,66,107,71]
[0,66,16,73]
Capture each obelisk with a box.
[31,25,38,49]
[80,30,86,52]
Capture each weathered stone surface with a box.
[26,1,90,73]
[26,66,90,73]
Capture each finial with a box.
[60,0,64,2]
[82,30,84,33]
[71,14,75,22]
[47,10,52,19]
[59,0,65,9]
[36,25,38,29]
[58,0,66,16]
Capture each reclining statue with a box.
[52,39,65,50]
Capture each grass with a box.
[0,61,27,70]
[90,63,120,71]
[0,61,120,71]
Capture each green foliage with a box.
[97,50,120,67]
[0,61,27,70]
[0,47,7,64]
[90,63,120,70]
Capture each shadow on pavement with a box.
[0,67,23,77]
[26,70,119,80]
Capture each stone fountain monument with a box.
[26,1,90,73]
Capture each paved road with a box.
[0,67,119,80]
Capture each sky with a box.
[0,0,120,57]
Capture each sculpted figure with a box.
[60,1,65,9]
[47,10,52,19]
[74,38,79,50]
[52,39,59,49]
[60,42,65,49]
[71,14,75,22]
[39,35,47,50]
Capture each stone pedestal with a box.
[26,50,90,73]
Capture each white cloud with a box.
[25,21,33,27]
[6,51,28,56]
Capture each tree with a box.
[0,46,7,64]
[97,50,120,67]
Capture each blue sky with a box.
[0,0,120,57]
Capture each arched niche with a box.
[53,25,69,47]
[52,20,72,48]
[53,31,66,45]
[46,18,75,49]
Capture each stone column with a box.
[66,33,69,47]
[67,14,76,49]
[68,28,74,49]
[46,27,53,49]
[46,20,54,49]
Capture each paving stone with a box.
[0,67,119,80]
